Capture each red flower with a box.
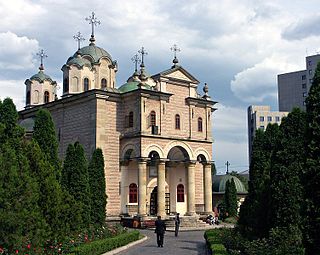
[27,244,31,249]
[15,250,19,254]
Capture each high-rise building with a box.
[247,105,288,162]
[278,54,320,112]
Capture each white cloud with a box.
[0,31,39,70]
[0,80,25,110]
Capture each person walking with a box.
[155,215,166,247]
[174,213,180,237]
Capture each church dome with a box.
[67,55,92,68]
[213,174,247,193]
[118,81,152,93]
[73,45,112,63]
[29,70,54,83]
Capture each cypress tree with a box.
[304,62,320,254]
[33,108,60,179]
[224,178,238,217]
[88,148,107,225]
[62,142,91,226]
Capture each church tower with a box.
[24,49,57,109]
[61,12,117,96]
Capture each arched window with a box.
[129,183,138,203]
[63,78,69,93]
[175,114,180,130]
[26,91,30,105]
[129,111,134,127]
[198,117,203,132]
[150,111,156,126]
[177,184,184,202]
[83,78,89,91]
[44,91,50,103]
[101,78,107,89]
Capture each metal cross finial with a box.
[225,161,230,174]
[36,49,48,70]
[73,31,85,50]
[131,54,141,72]
[85,12,100,44]
[138,47,148,67]
[171,44,181,58]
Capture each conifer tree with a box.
[224,178,238,217]
[304,62,320,254]
[88,148,107,225]
[33,108,60,179]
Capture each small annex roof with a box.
[118,81,153,94]
[152,65,200,84]
[213,174,247,194]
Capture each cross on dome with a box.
[36,49,48,70]
[171,44,181,67]
[73,31,85,50]
[131,54,141,72]
[85,12,101,45]
[138,47,148,68]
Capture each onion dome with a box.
[118,81,152,93]
[29,69,54,83]
[213,174,247,193]
[74,45,112,63]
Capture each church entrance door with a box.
[150,187,157,215]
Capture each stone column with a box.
[203,163,213,214]
[138,159,147,216]
[120,163,128,214]
[157,160,166,218]
[186,161,196,216]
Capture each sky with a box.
[1,0,320,174]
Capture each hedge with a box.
[68,230,140,255]
[204,229,228,255]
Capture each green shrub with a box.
[211,244,228,254]
[68,230,140,255]
[204,229,229,254]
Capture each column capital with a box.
[157,158,169,165]
[137,157,150,163]
[185,160,197,167]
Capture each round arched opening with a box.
[197,154,207,163]
[167,146,190,162]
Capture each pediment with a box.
[153,66,200,84]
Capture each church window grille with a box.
[150,111,156,126]
[84,78,89,91]
[63,78,69,93]
[177,184,184,202]
[175,114,180,130]
[44,91,50,103]
[129,183,138,203]
[101,78,107,89]
[129,111,134,127]
[198,117,203,132]
[26,91,30,105]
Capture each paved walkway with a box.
[117,229,208,255]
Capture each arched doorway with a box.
[150,186,158,215]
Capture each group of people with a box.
[154,213,180,248]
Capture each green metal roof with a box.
[212,174,247,193]
[74,45,112,63]
[118,81,152,93]
[30,70,53,83]
[67,56,92,68]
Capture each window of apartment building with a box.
[275,116,280,122]
[303,92,307,97]
[309,79,313,83]
[309,70,313,75]
[302,75,306,80]
[259,116,264,122]
[177,184,185,202]
[129,183,138,203]
[308,60,312,66]
[198,117,203,132]
[129,111,134,127]
[259,126,265,130]
[267,116,272,122]
[175,114,180,130]
[302,83,307,89]
[303,101,306,106]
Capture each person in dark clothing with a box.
[155,215,166,247]
[174,213,180,237]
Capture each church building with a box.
[19,13,217,219]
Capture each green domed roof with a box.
[67,55,92,68]
[30,70,53,83]
[213,174,247,193]
[74,45,112,63]
[19,118,35,132]
[118,81,152,93]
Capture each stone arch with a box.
[143,144,165,159]
[120,143,138,160]
[194,148,211,162]
[164,141,194,160]
[147,178,169,192]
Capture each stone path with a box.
[117,229,207,255]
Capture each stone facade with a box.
[20,40,217,218]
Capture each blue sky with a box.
[1,0,320,173]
